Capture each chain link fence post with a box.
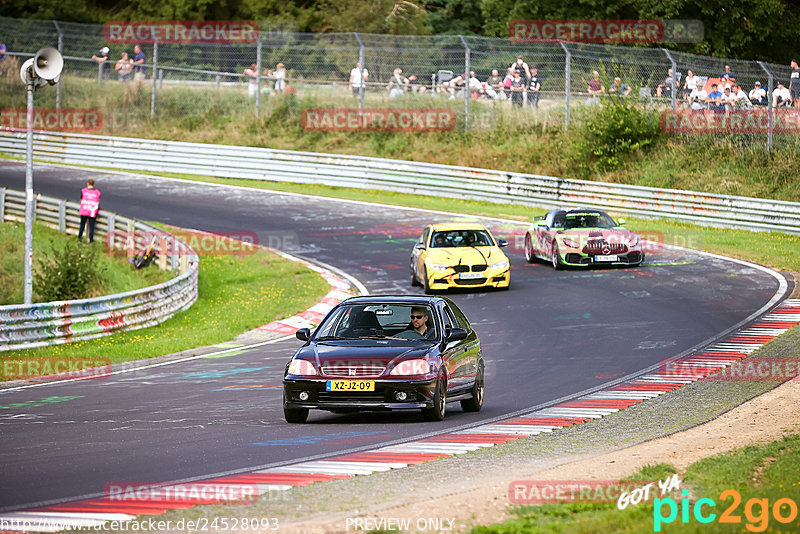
[150,41,158,119]
[459,35,470,132]
[255,37,262,118]
[758,61,774,150]
[354,33,365,112]
[662,48,677,109]
[559,42,571,131]
[52,20,62,110]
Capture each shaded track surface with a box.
[0,162,788,510]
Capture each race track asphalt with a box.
[0,162,788,510]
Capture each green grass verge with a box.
[1,246,330,368]
[473,433,800,533]
[134,170,800,273]
[0,220,170,305]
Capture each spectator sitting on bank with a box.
[502,67,514,97]
[720,65,736,85]
[656,68,675,98]
[773,81,791,107]
[115,52,133,82]
[721,86,736,111]
[387,68,408,97]
[749,81,767,105]
[274,62,286,92]
[407,74,426,93]
[706,83,724,112]
[441,71,466,97]
[244,63,259,97]
[527,66,541,107]
[609,76,631,97]
[485,69,503,99]
[468,70,482,97]
[682,69,699,99]
[0,43,9,62]
[689,85,708,110]
[587,70,604,104]
[733,85,752,108]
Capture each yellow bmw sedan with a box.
[410,222,510,293]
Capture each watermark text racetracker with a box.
[106,230,298,256]
[1,108,102,133]
[0,517,279,532]
[104,20,258,44]
[661,109,800,133]
[2,357,111,381]
[301,108,457,132]
[509,19,703,44]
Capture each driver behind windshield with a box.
[394,306,436,340]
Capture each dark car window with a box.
[552,211,566,228]
[564,211,616,229]
[448,302,471,331]
[315,303,437,340]
[440,305,455,330]
[421,227,430,246]
[431,230,494,248]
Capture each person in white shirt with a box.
[720,86,736,111]
[773,81,791,107]
[689,88,708,110]
[749,82,767,105]
[274,63,286,92]
[682,69,699,101]
[349,61,368,97]
[733,86,752,107]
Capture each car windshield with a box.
[563,211,617,229]
[430,230,494,248]
[314,304,438,341]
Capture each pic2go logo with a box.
[654,489,798,532]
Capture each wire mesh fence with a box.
[0,16,797,148]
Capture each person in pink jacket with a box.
[78,179,101,243]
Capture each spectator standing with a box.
[790,60,800,107]
[510,71,525,107]
[706,83,724,113]
[510,55,530,82]
[0,42,8,62]
[387,68,408,97]
[132,44,146,81]
[587,70,604,104]
[749,81,767,105]
[115,52,133,82]
[502,67,514,98]
[78,179,101,244]
[92,46,110,80]
[527,66,541,107]
[720,65,736,85]
[773,81,791,107]
[274,63,286,92]
[244,63,258,97]
[349,61,368,97]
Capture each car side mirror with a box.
[296,328,310,341]
[617,218,627,226]
[414,242,426,250]
[497,239,508,247]
[446,328,468,342]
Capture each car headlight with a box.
[389,359,432,376]
[488,259,509,270]
[561,237,580,248]
[287,359,317,376]
[428,262,450,271]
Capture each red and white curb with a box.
[2,300,798,531]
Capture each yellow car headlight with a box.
[488,259,509,270]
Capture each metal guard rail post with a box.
[0,131,798,235]
[0,187,199,352]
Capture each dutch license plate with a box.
[459,272,482,279]
[326,380,375,392]
[595,254,618,262]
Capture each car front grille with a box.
[454,278,487,285]
[582,241,629,255]
[321,364,386,378]
[317,392,386,403]
[471,264,487,272]
[452,265,470,273]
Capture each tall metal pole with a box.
[662,48,677,109]
[758,61,774,150]
[150,41,158,119]
[459,35,470,132]
[354,33,365,112]
[24,80,35,304]
[53,20,63,111]
[255,37,262,117]
[559,42,571,131]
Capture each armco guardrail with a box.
[1,131,799,234]
[0,188,199,352]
